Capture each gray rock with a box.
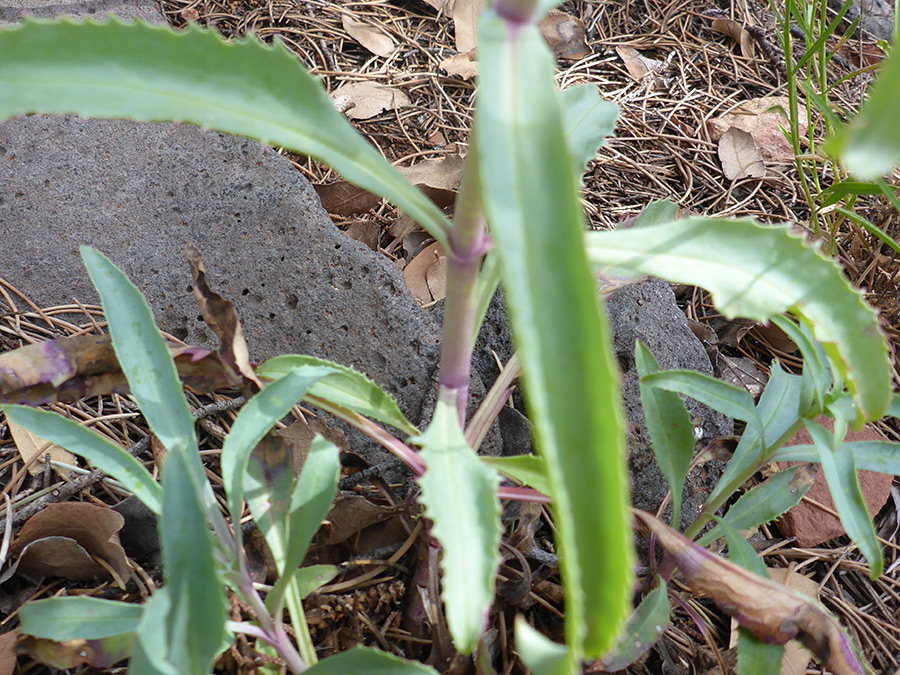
[0,0,162,24]
[606,278,733,532]
[0,115,443,465]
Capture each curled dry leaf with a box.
[707,97,805,164]
[187,242,261,388]
[711,17,755,60]
[440,50,478,80]
[0,631,16,675]
[11,502,130,583]
[451,0,485,53]
[332,82,411,120]
[718,127,766,180]
[634,509,871,675]
[398,154,465,208]
[8,420,77,477]
[403,242,447,305]
[314,181,381,217]
[616,45,664,80]
[341,14,395,58]
[539,10,591,61]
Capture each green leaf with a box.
[1,405,161,514]
[244,433,295,571]
[303,646,438,675]
[268,436,341,612]
[221,366,329,523]
[132,589,175,675]
[640,369,764,438]
[158,449,229,674]
[698,466,814,547]
[293,564,339,599]
[476,9,633,658]
[769,315,828,412]
[560,84,618,178]
[635,342,696,527]
[827,37,900,178]
[585,217,891,422]
[479,454,551,495]
[772,440,900,474]
[415,394,501,654]
[80,247,207,495]
[257,355,417,435]
[514,616,575,675]
[706,363,803,508]
[598,579,670,671]
[19,597,143,640]
[635,199,679,227]
[0,20,450,245]
[803,419,883,578]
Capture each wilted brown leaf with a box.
[615,45,664,80]
[718,127,765,180]
[452,0,486,53]
[11,503,130,583]
[8,420,77,477]
[314,181,381,217]
[711,18,755,59]
[332,82,411,120]
[539,10,590,61]
[322,495,407,546]
[439,50,478,80]
[0,631,16,675]
[187,243,261,388]
[341,14,395,58]
[403,242,447,305]
[634,509,871,675]
[707,97,804,164]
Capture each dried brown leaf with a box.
[539,10,591,61]
[332,82,411,120]
[345,221,380,251]
[322,495,405,546]
[403,242,446,305]
[711,18,755,60]
[615,45,663,80]
[12,503,130,582]
[8,420,77,477]
[634,509,871,675]
[718,127,765,180]
[341,14,395,58]
[19,634,133,670]
[187,242,261,388]
[399,154,465,208]
[274,418,348,476]
[0,631,16,675]
[425,256,447,301]
[716,355,767,399]
[707,97,805,164]
[314,181,381,217]
[439,50,478,80]
[451,0,486,53]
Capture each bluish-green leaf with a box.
[159,449,229,674]
[640,369,764,438]
[132,589,175,675]
[635,199,679,227]
[635,342,696,527]
[706,363,804,508]
[80,247,208,495]
[514,616,575,675]
[20,597,143,640]
[885,393,900,419]
[221,366,329,523]
[257,355,417,435]
[268,436,340,612]
[598,578,670,672]
[303,646,438,674]
[826,37,900,178]
[769,315,828,413]
[1,405,161,514]
[480,454,551,496]
[803,419,883,578]
[415,394,501,654]
[476,9,633,659]
[585,218,891,422]
[293,564,339,599]
[561,84,618,178]
[771,440,900,474]
[0,20,450,244]
[698,466,814,547]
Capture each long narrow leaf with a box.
[803,420,883,578]
[302,646,438,674]
[586,218,891,422]
[0,21,450,245]
[415,395,501,654]
[771,440,900,474]
[514,617,575,675]
[1,405,161,514]
[20,597,143,641]
[635,342,696,527]
[597,579,670,672]
[476,8,632,658]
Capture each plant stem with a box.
[437,137,490,425]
